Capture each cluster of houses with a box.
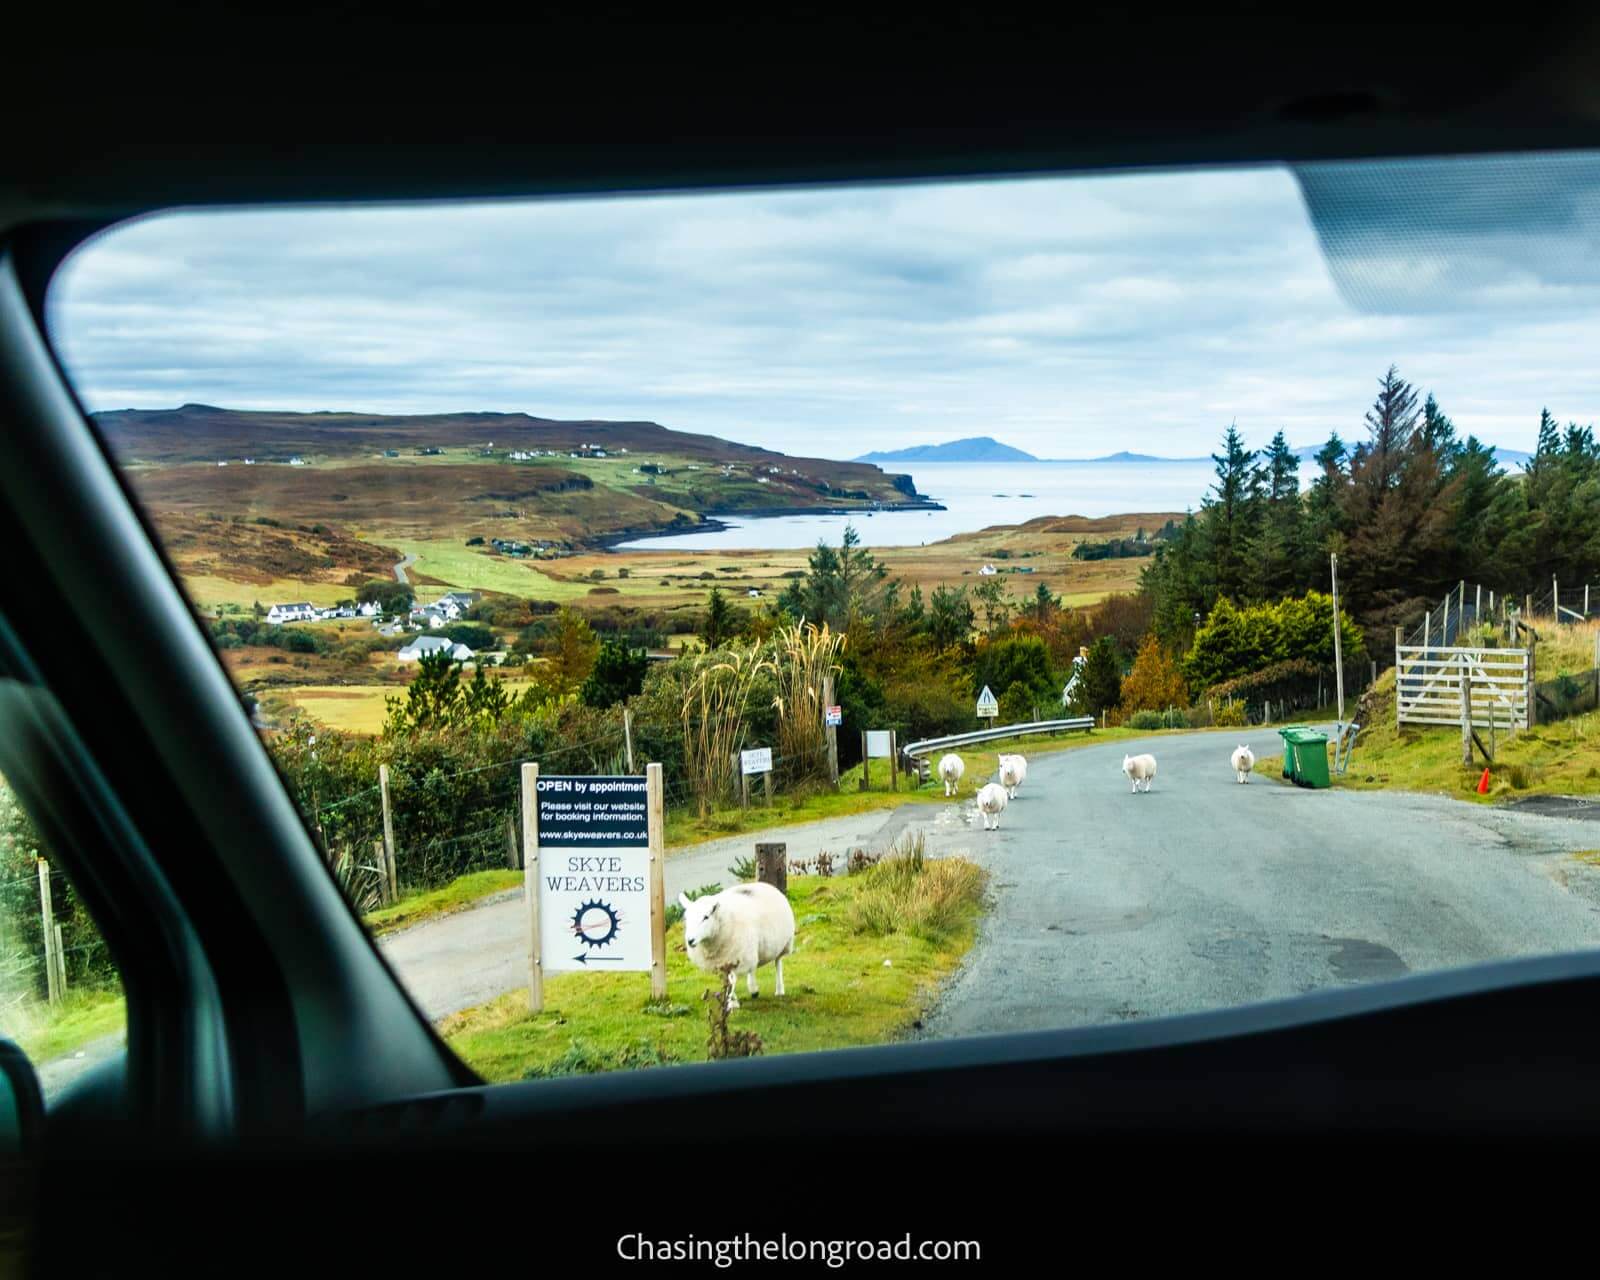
[407,591,475,629]
[263,590,478,632]
[488,537,545,557]
[213,456,300,468]
[265,601,382,624]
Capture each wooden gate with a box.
[1395,645,1529,730]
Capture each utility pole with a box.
[1331,553,1345,727]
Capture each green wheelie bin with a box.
[1279,727,1331,788]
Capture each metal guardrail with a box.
[901,718,1095,759]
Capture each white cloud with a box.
[46,164,1600,459]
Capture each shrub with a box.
[1184,592,1365,692]
[846,836,984,944]
[1212,701,1248,727]
[1125,710,1164,730]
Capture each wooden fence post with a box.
[763,769,773,808]
[505,814,520,871]
[1554,575,1560,621]
[1475,584,1482,629]
[1424,610,1432,650]
[37,859,59,1006]
[54,925,67,997]
[373,842,390,903]
[1527,627,1538,727]
[859,732,869,791]
[647,762,667,1003]
[379,764,398,902]
[623,708,635,773]
[1442,594,1450,646]
[823,674,838,784]
[521,762,543,1013]
[1460,660,1472,766]
[755,842,788,895]
[1394,627,1403,729]
[888,730,898,792]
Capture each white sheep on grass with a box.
[937,752,966,796]
[1231,744,1256,784]
[976,781,1009,830]
[1122,753,1157,793]
[679,881,795,1010]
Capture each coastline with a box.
[590,498,947,551]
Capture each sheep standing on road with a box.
[998,754,1026,800]
[1122,753,1157,793]
[1231,744,1256,784]
[976,781,1009,830]
[937,753,966,797]
[679,882,795,1010]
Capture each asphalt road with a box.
[39,727,1600,1097]
[916,727,1600,1038]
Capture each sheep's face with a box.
[1122,754,1132,775]
[679,892,725,952]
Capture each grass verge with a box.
[439,854,986,1083]
[4,988,126,1064]
[364,869,524,937]
[1253,667,1600,801]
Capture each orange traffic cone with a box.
[1477,768,1491,794]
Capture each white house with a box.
[265,602,317,624]
[357,600,381,618]
[747,588,762,598]
[397,636,475,664]
[978,563,998,576]
[287,456,306,466]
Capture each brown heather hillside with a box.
[96,404,920,503]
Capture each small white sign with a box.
[741,747,773,775]
[865,730,893,759]
[825,705,843,726]
[976,686,999,718]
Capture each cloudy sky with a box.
[46,157,1600,459]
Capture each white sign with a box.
[741,747,773,775]
[825,705,843,726]
[976,686,999,718]
[865,730,893,758]
[536,775,654,973]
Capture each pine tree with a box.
[703,587,735,649]
[1253,430,1303,599]
[580,638,650,709]
[1202,424,1263,604]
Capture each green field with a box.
[181,574,356,611]
[439,860,985,1083]
[271,677,543,734]
[402,540,592,599]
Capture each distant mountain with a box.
[1291,441,1533,468]
[1078,450,1206,463]
[856,436,1038,463]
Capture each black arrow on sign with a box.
[573,953,625,964]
